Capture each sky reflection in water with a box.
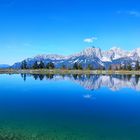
[0,74,140,140]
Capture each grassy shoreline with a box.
[0,69,140,75]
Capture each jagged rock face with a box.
[102,47,129,62]
[81,47,102,58]
[130,48,140,61]
[12,47,140,69]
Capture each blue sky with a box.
[0,0,140,64]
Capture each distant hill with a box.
[0,64,10,69]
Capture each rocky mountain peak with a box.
[81,47,102,58]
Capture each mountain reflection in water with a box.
[20,74,140,91]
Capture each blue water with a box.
[0,74,140,140]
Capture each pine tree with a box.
[135,60,140,70]
[49,62,55,69]
[46,62,55,69]
[21,60,27,69]
[87,64,94,70]
[127,64,132,71]
[123,64,127,70]
[32,61,39,69]
[73,62,78,70]
[61,64,66,69]
[78,63,83,70]
[46,63,49,69]
[102,66,105,70]
[38,61,45,69]
[120,65,123,70]
[108,65,112,70]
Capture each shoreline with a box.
[0,69,140,75]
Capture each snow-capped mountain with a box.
[102,47,129,62]
[34,54,67,60]
[130,48,140,61]
[12,47,140,69]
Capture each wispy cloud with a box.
[84,37,97,43]
[117,10,140,17]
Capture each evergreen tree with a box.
[120,65,123,70]
[73,62,78,70]
[38,61,45,69]
[49,62,55,69]
[68,67,72,70]
[78,63,83,70]
[115,66,118,71]
[32,61,39,69]
[98,67,101,70]
[61,64,66,69]
[127,64,132,71]
[21,60,27,69]
[135,60,140,70]
[46,62,55,69]
[108,65,112,70]
[46,63,49,69]
[102,66,105,70]
[87,64,94,70]
[123,64,127,70]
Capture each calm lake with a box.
[0,74,140,140]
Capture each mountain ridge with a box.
[12,47,140,69]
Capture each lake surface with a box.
[0,74,140,140]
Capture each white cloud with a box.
[84,37,97,43]
[117,10,140,17]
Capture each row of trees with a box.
[21,60,140,70]
[32,61,55,69]
[21,61,98,70]
[21,61,55,69]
